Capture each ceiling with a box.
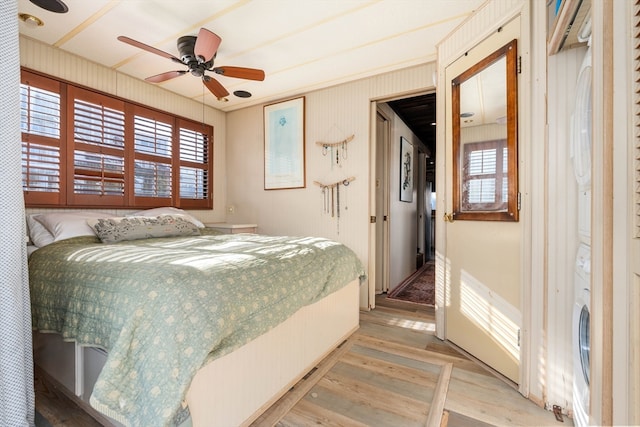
[17,0,483,110]
[17,0,484,160]
[388,93,436,157]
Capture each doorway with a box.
[374,92,436,306]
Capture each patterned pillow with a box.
[87,215,201,243]
[128,207,205,228]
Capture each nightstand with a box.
[204,223,257,234]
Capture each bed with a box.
[27,209,364,426]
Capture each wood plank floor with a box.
[35,295,569,427]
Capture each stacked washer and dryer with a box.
[570,21,592,427]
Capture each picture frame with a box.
[264,96,306,190]
[400,136,413,202]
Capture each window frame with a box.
[451,39,519,222]
[21,71,67,206]
[21,68,213,209]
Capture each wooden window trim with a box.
[21,68,213,210]
[451,39,519,222]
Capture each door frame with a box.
[369,92,434,308]
[374,108,391,295]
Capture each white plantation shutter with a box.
[467,147,497,203]
[462,139,508,211]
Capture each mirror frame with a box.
[452,39,518,222]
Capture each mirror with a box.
[452,39,518,221]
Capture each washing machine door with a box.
[573,244,591,427]
[573,287,590,426]
[571,48,592,188]
[574,292,590,386]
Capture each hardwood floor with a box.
[35,295,569,426]
[35,369,103,427]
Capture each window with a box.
[132,106,174,207]
[21,71,65,206]
[69,86,126,206]
[462,140,508,211]
[177,119,212,208]
[21,69,213,209]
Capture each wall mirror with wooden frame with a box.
[451,39,518,221]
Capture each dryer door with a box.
[571,48,592,188]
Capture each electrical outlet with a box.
[227,206,235,213]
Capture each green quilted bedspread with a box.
[29,231,364,426]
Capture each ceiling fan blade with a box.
[146,71,187,83]
[118,36,181,63]
[194,28,222,63]
[203,76,229,99]
[213,66,265,81]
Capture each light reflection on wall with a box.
[459,269,521,361]
[435,250,449,309]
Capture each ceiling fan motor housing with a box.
[177,36,213,77]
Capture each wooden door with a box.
[442,18,522,383]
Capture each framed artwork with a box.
[400,136,413,202]
[264,96,306,190]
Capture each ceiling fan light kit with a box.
[118,28,265,102]
[18,13,44,28]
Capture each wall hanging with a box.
[264,96,306,190]
[400,136,413,202]
[313,177,355,234]
[315,134,354,169]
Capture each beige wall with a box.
[226,64,436,308]
[378,103,421,292]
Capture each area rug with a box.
[388,259,435,306]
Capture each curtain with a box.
[0,0,35,425]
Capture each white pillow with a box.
[26,214,55,248]
[33,211,108,242]
[129,207,205,228]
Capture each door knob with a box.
[443,212,454,223]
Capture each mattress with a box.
[29,232,364,426]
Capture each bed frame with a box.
[34,279,360,426]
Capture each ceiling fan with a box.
[117,28,265,100]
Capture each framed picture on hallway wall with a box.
[264,97,306,190]
[400,136,413,202]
